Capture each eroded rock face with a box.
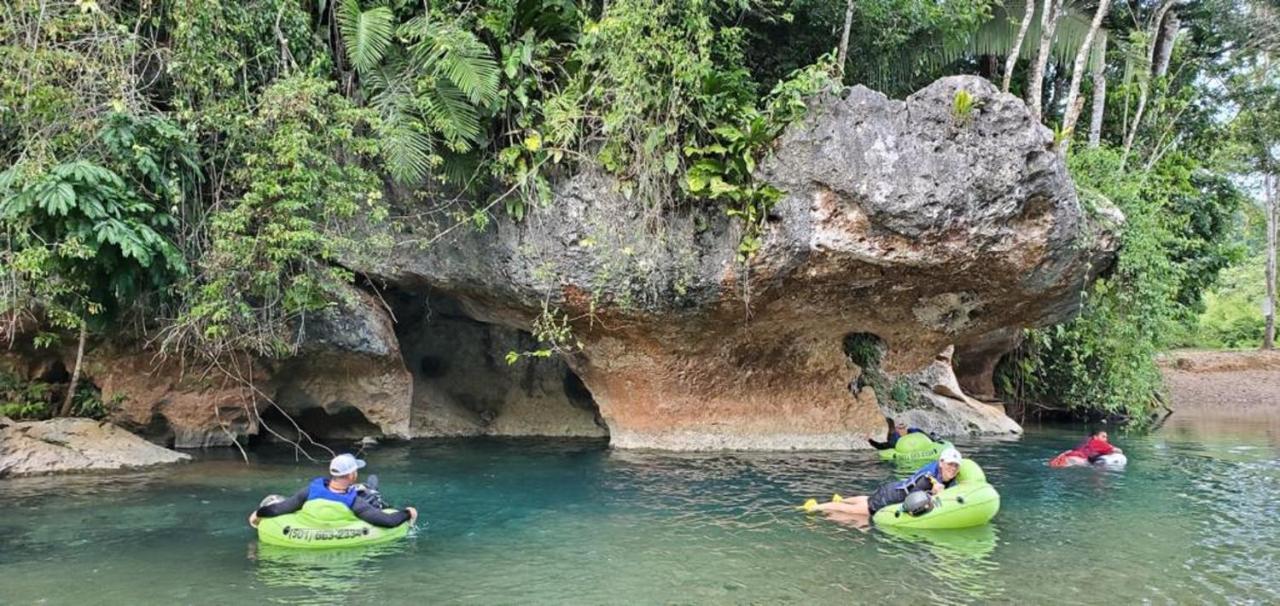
[362,76,1117,449]
[898,346,1022,436]
[0,417,190,477]
[392,291,606,438]
[99,287,412,447]
[97,350,258,448]
[266,286,413,440]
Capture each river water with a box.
[1,415,1277,605]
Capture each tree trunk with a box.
[978,54,999,79]
[837,0,856,80]
[1122,0,1177,166]
[1151,10,1180,78]
[1003,0,1036,93]
[1027,0,1065,120]
[1087,30,1108,148]
[58,322,88,417]
[1267,172,1277,350]
[1061,0,1112,144]
[1046,62,1068,121]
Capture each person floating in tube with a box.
[803,447,963,519]
[248,453,417,529]
[867,417,926,450]
[1049,429,1123,468]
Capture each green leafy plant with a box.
[0,102,197,417]
[888,378,916,409]
[994,147,1243,423]
[683,56,840,259]
[1052,122,1071,147]
[0,370,53,420]
[952,88,975,124]
[168,75,383,359]
[685,113,785,259]
[338,0,501,184]
[505,301,583,364]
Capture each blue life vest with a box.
[886,427,924,447]
[307,477,358,508]
[893,461,955,493]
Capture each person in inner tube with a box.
[1049,429,1122,467]
[867,417,927,450]
[805,447,963,518]
[248,454,417,528]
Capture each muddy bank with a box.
[1159,350,1280,417]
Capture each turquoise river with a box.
[2,416,1278,605]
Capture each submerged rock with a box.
[0,417,190,477]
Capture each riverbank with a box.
[1159,349,1280,415]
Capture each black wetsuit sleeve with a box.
[907,474,935,492]
[351,499,411,528]
[257,487,309,518]
[868,438,892,450]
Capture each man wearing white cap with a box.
[249,453,417,528]
[803,447,964,518]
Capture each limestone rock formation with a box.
[266,286,413,441]
[97,287,412,447]
[1,76,1117,451]
[96,350,258,448]
[899,346,1022,436]
[359,75,1119,449]
[392,291,607,438]
[0,417,190,477]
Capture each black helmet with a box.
[903,490,934,516]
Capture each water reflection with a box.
[249,541,416,605]
[877,525,1003,602]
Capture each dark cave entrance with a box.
[384,286,607,438]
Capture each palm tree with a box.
[838,0,856,80]
[1061,0,1112,144]
[1003,0,1037,92]
[337,0,500,184]
[863,0,1106,107]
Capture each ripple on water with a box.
[0,427,1278,604]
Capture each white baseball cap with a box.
[939,447,963,464]
[329,453,366,476]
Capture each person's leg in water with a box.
[806,495,870,516]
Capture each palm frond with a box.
[378,114,436,184]
[860,0,1108,94]
[419,79,483,152]
[369,63,436,183]
[400,16,500,106]
[337,0,395,73]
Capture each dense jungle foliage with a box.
[2,0,1278,422]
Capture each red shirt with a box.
[1069,437,1116,459]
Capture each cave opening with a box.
[384,286,608,439]
[254,404,382,444]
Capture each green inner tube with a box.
[257,500,410,549]
[878,432,953,463]
[872,460,1000,530]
